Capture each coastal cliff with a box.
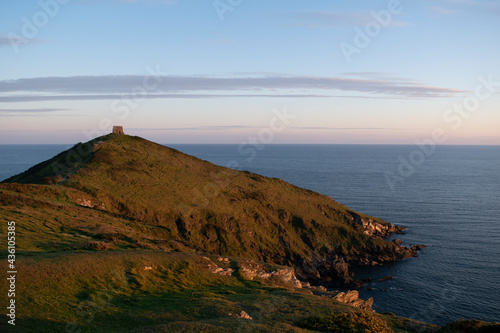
[2,134,424,288]
[0,134,444,332]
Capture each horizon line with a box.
[1,142,499,147]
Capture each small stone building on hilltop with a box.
[112,126,124,135]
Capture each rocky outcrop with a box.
[76,197,106,210]
[229,311,252,320]
[299,211,425,288]
[239,261,302,288]
[378,275,393,282]
[203,257,234,276]
[210,265,234,276]
[349,211,405,238]
[67,190,106,210]
[333,290,373,311]
[238,311,252,320]
[273,268,303,288]
[314,256,364,289]
[297,238,426,289]
[204,257,305,286]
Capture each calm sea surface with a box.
[1,144,499,325]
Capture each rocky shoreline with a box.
[296,216,426,289]
[207,255,375,311]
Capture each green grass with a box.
[0,134,456,332]
[437,319,500,333]
[0,250,435,333]
[297,312,393,333]
[1,134,404,267]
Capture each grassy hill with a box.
[2,134,422,283]
[0,249,441,333]
[0,133,446,332]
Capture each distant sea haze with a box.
[1,144,499,325]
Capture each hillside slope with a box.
[4,134,500,332]
[2,134,422,286]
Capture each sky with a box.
[0,0,499,144]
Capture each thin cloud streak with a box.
[287,11,407,28]
[0,33,42,47]
[0,126,421,132]
[0,94,336,103]
[429,0,500,16]
[0,108,72,113]
[292,126,421,131]
[129,126,259,131]
[127,126,417,132]
[0,74,468,102]
[429,6,457,15]
[0,35,12,46]
[118,0,177,4]
[0,108,80,117]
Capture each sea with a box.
[1,144,499,325]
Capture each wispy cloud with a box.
[0,33,42,48]
[342,72,392,77]
[129,125,258,131]
[287,11,407,28]
[126,126,417,132]
[340,72,420,84]
[427,0,500,16]
[0,35,11,46]
[206,38,236,45]
[0,108,71,113]
[0,74,467,103]
[118,0,177,4]
[428,6,456,16]
[292,126,420,131]
[0,94,336,103]
[0,108,79,117]
[474,0,500,15]
[0,126,416,132]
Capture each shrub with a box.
[297,311,393,333]
[81,241,113,251]
[438,319,500,333]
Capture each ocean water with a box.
[1,144,499,325]
[0,144,74,182]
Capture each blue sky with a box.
[1,0,499,144]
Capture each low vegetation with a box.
[297,312,393,333]
[437,319,500,333]
[0,134,493,332]
[1,134,413,276]
[1,250,434,332]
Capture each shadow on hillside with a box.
[6,318,75,333]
